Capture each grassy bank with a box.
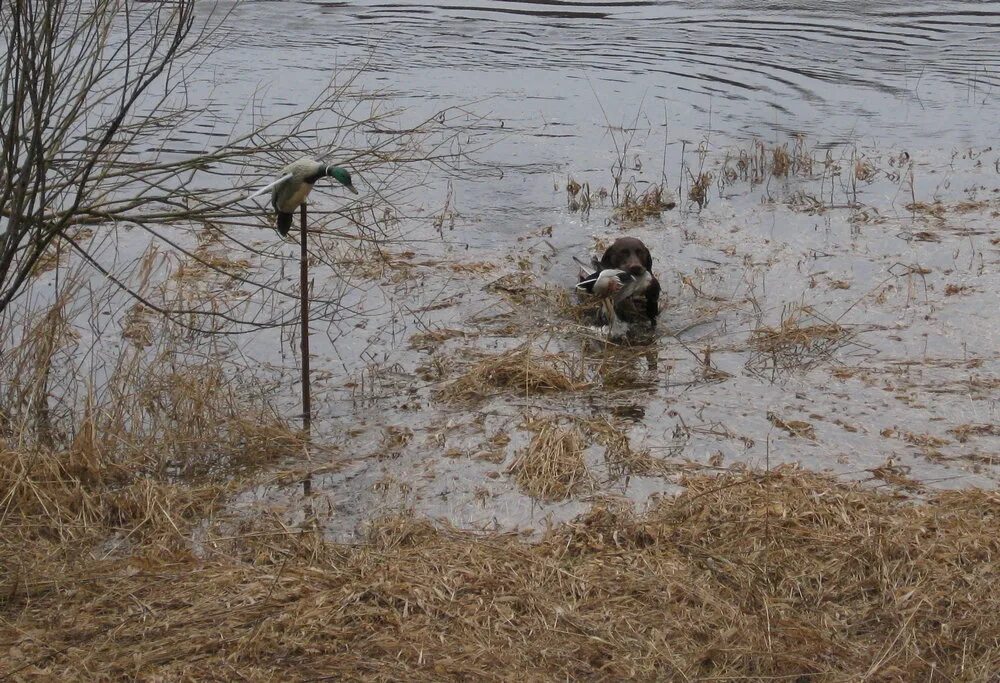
[3,446,998,680]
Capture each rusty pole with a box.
[300,203,312,496]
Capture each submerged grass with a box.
[506,416,589,501]
[4,296,1000,679]
[437,344,588,402]
[748,304,854,375]
[3,467,999,680]
[613,183,676,223]
[585,416,668,479]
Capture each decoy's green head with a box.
[328,166,359,194]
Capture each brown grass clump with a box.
[944,283,971,296]
[172,251,251,284]
[506,417,589,501]
[947,423,1000,443]
[483,271,537,303]
[906,200,947,218]
[4,468,1000,680]
[408,327,466,351]
[749,304,853,375]
[613,183,676,223]
[854,156,876,181]
[688,170,712,208]
[585,416,668,478]
[121,303,156,347]
[437,344,587,402]
[767,412,818,440]
[449,261,498,274]
[771,143,792,177]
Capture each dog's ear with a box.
[641,246,653,272]
[599,244,616,269]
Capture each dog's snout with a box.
[627,264,645,276]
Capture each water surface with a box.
[46,1,1000,537]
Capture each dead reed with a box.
[748,304,853,375]
[3,467,999,680]
[408,327,466,352]
[437,344,588,402]
[725,137,817,187]
[0,291,303,582]
[613,183,676,223]
[506,416,589,501]
[687,170,713,208]
[585,416,667,479]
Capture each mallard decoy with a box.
[575,267,641,339]
[250,157,359,236]
[576,268,635,297]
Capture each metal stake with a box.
[300,203,312,496]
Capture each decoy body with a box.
[576,268,635,298]
[250,157,358,236]
[576,266,651,339]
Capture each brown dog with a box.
[599,237,661,321]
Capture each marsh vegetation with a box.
[3,0,1000,679]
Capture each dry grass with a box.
[172,249,251,285]
[772,144,792,177]
[688,171,712,208]
[906,201,947,218]
[585,416,669,478]
[3,467,999,680]
[0,293,303,567]
[768,412,818,440]
[437,344,588,402]
[506,417,589,501]
[449,261,498,274]
[483,271,537,303]
[749,304,853,375]
[28,229,95,276]
[0,355,302,516]
[854,156,876,182]
[726,137,816,187]
[408,327,466,351]
[947,423,1000,443]
[613,183,676,223]
[121,303,156,347]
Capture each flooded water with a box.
[217,2,999,145]
[26,1,1000,537]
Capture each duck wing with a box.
[247,173,293,200]
[577,269,634,296]
[576,269,602,293]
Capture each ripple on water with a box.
[220,0,996,144]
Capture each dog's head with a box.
[600,237,653,278]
